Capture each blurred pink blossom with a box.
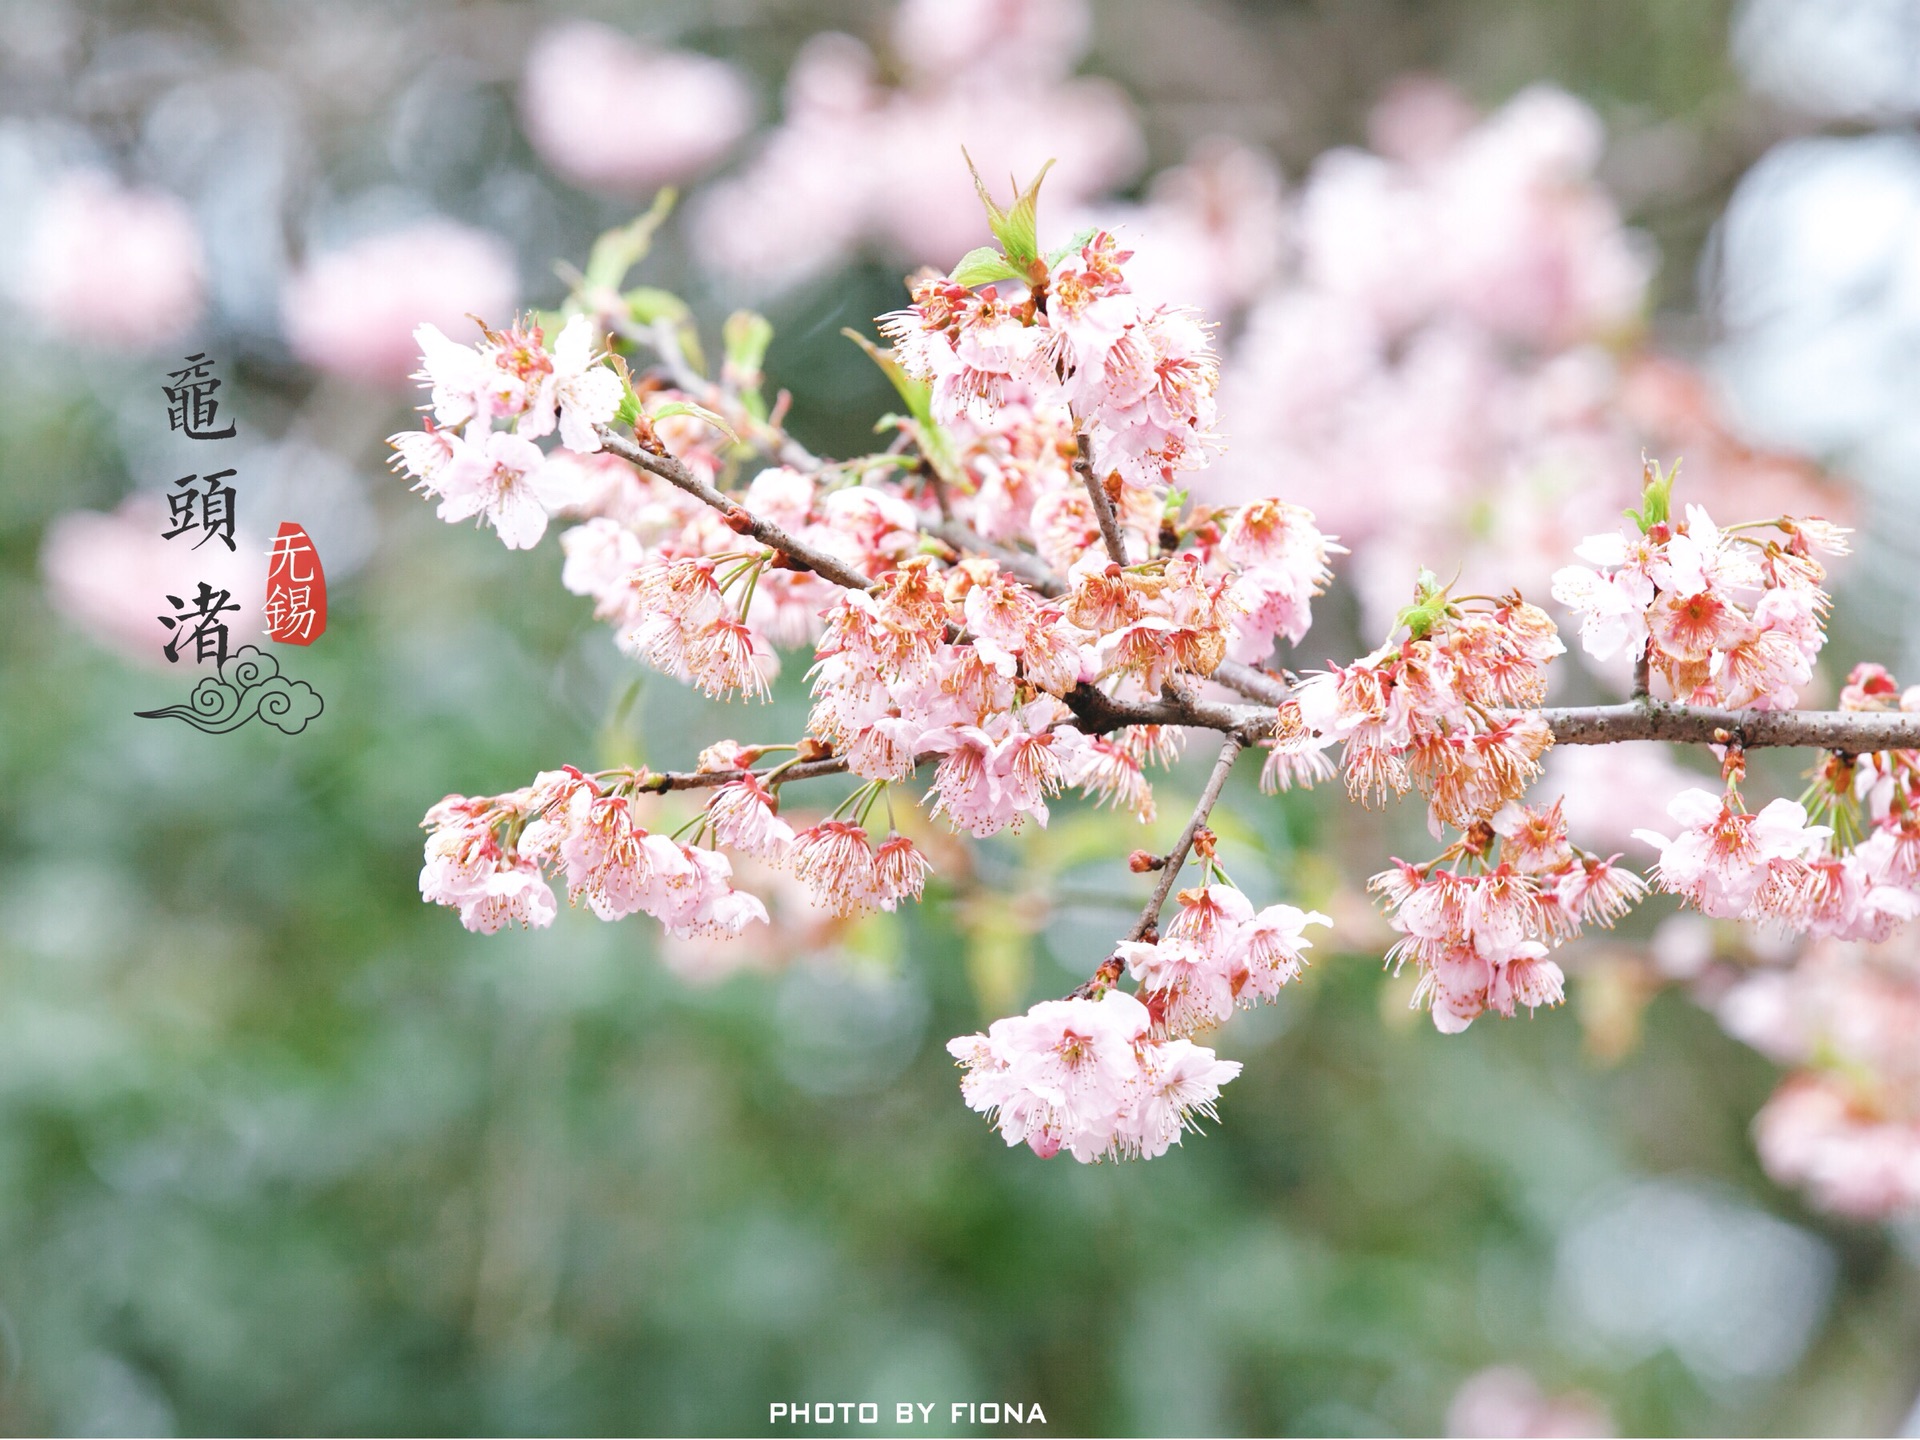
[1366,73,1479,166]
[22,172,205,350]
[41,496,267,667]
[1445,1366,1613,1438]
[891,0,1091,82]
[1430,86,1651,349]
[1209,80,1838,636]
[1073,136,1287,314]
[519,20,754,194]
[281,220,518,386]
[1717,939,1920,1217]
[693,4,1140,290]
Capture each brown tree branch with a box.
[630,755,854,793]
[596,427,876,591]
[1074,427,1130,566]
[923,517,1063,592]
[1127,734,1246,941]
[1539,701,1920,755]
[1211,661,1292,707]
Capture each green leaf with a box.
[962,151,1054,266]
[998,159,1054,266]
[963,148,1010,241]
[843,331,931,426]
[1394,568,1452,640]
[1624,457,1680,533]
[649,399,738,445]
[722,311,773,380]
[624,286,691,326]
[949,246,1027,288]
[1044,227,1097,267]
[584,189,677,292]
[722,311,773,422]
[614,383,641,429]
[843,329,961,484]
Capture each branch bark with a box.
[923,518,1063,593]
[630,755,853,793]
[1128,734,1246,941]
[597,428,876,591]
[1074,428,1129,567]
[1539,701,1920,754]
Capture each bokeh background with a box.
[4,0,1920,1434]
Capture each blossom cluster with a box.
[1113,882,1330,1037]
[387,159,1903,1188]
[388,316,625,550]
[390,175,1353,1162]
[881,229,1220,492]
[1290,586,1563,829]
[946,988,1242,1161]
[1552,486,1847,706]
[703,763,933,918]
[1370,798,1644,1032]
[418,769,768,939]
[1634,662,1920,941]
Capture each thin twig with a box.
[645,318,709,396]
[1632,643,1651,701]
[1127,734,1245,942]
[597,428,876,592]
[1074,427,1129,566]
[923,518,1062,591]
[631,755,853,793]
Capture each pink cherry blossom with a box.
[419,429,573,550]
[1633,788,1830,920]
[517,315,624,453]
[947,988,1241,1162]
[705,775,795,861]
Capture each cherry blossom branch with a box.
[602,425,1917,758]
[1129,733,1245,941]
[596,427,877,591]
[1539,701,1920,754]
[1074,428,1129,566]
[631,755,854,793]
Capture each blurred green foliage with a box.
[2,1,1917,1434]
[2,346,1917,1435]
